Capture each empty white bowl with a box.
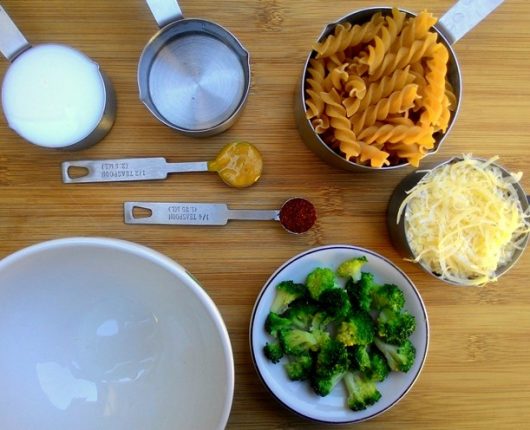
[0,237,233,430]
[250,245,429,424]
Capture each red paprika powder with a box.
[279,198,316,233]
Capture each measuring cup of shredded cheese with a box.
[387,155,530,286]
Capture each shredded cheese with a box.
[397,155,530,286]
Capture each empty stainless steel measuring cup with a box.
[138,0,251,136]
[0,5,116,150]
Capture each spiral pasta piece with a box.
[419,42,449,127]
[370,31,438,81]
[323,63,349,93]
[305,58,327,119]
[320,89,360,156]
[311,115,330,134]
[351,84,419,134]
[313,13,384,58]
[342,75,367,117]
[358,124,434,146]
[356,67,415,114]
[387,142,427,167]
[361,8,406,75]
[358,141,390,167]
[392,10,437,50]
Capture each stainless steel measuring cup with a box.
[386,156,529,285]
[0,5,116,150]
[138,0,251,137]
[294,0,503,171]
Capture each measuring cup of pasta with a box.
[294,1,503,171]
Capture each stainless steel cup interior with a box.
[0,5,116,150]
[138,1,251,137]
[294,6,462,172]
[386,157,529,285]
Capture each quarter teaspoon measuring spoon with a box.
[124,198,317,234]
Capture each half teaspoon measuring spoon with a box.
[124,198,317,234]
[61,141,262,188]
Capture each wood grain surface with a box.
[0,1,529,429]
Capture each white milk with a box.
[1,44,107,148]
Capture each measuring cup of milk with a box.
[0,6,116,150]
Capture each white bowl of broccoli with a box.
[249,244,429,424]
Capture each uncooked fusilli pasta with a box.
[304,8,456,167]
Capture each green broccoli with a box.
[270,280,308,314]
[374,337,416,372]
[343,371,382,411]
[345,272,374,311]
[371,283,405,312]
[318,288,352,321]
[264,312,292,338]
[282,301,319,330]
[285,353,313,381]
[364,349,390,382]
[351,345,371,372]
[306,267,337,300]
[311,338,349,396]
[263,342,284,363]
[279,328,319,356]
[376,308,416,344]
[347,273,405,312]
[337,256,368,282]
[310,310,334,332]
[350,346,390,382]
[336,310,375,347]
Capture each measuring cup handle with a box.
[145,0,184,28]
[437,0,504,45]
[0,5,30,62]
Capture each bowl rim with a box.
[249,244,430,424]
[0,236,235,430]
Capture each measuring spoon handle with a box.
[62,158,208,183]
[438,0,504,45]
[124,202,280,225]
[0,5,31,62]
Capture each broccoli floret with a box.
[282,302,319,330]
[318,288,352,321]
[306,267,337,300]
[348,273,405,312]
[279,328,319,356]
[309,310,334,332]
[263,342,284,363]
[371,283,405,312]
[336,310,375,347]
[345,272,375,312]
[311,338,349,396]
[364,349,390,382]
[350,346,390,382]
[351,345,371,372]
[270,280,308,314]
[285,353,313,381]
[374,337,416,372]
[337,256,368,282]
[265,312,292,338]
[376,308,416,344]
[343,371,382,411]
